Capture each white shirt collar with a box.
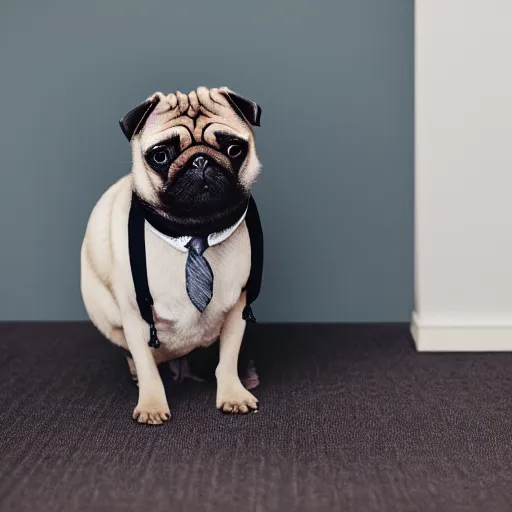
[147,207,248,253]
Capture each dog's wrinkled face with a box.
[120,87,262,234]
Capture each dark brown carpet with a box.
[0,323,512,512]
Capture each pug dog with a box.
[80,86,263,424]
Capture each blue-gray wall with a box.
[0,0,413,322]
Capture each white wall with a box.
[413,0,512,350]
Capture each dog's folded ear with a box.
[119,96,161,141]
[220,89,262,127]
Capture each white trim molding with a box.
[413,0,512,351]
[411,313,512,352]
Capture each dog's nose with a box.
[192,155,208,171]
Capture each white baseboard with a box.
[410,312,512,352]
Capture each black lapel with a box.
[128,193,160,348]
[242,195,264,322]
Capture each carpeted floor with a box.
[0,323,511,512]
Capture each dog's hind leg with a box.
[80,247,125,347]
[124,350,139,386]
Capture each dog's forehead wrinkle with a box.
[204,122,249,140]
[141,124,193,150]
[152,87,231,110]
[157,87,228,112]
[213,128,249,141]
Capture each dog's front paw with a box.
[133,398,171,425]
[216,380,259,414]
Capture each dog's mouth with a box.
[154,153,248,236]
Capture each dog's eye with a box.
[146,145,175,173]
[227,144,243,158]
[145,137,180,175]
[152,149,170,166]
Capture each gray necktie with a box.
[185,237,214,312]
